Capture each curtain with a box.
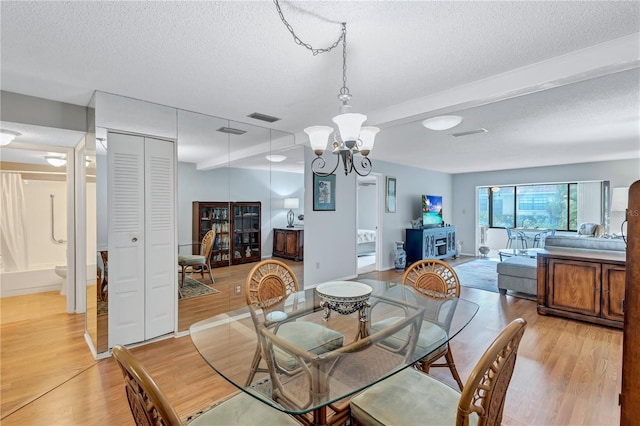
[1,173,28,271]
[577,181,603,225]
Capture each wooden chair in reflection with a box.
[178,230,215,298]
[97,250,108,302]
[245,259,344,386]
[350,318,527,426]
[404,259,465,389]
[111,345,299,426]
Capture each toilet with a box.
[55,265,67,295]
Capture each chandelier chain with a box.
[273,0,345,56]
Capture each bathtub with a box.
[0,264,97,298]
[1,265,62,297]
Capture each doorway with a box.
[357,175,380,274]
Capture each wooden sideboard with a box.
[536,248,626,329]
[273,228,304,261]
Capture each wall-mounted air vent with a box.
[247,112,281,123]
[217,127,247,135]
[449,128,488,137]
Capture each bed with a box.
[357,229,376,256]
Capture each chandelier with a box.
[274,1,379,177]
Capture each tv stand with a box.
[405,226,456,264]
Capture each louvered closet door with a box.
[144,138,175,339]
[108,133,146,346]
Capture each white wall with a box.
[452,158,640,255]
[22,180,68,268]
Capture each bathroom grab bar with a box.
[50,194,66,244]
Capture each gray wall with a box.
[357,184,376,230]
[452,158,640,255]
[176,162,304,257]
[303,148,452,287]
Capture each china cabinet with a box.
[192,201,261,267]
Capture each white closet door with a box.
[144,137,175,339]
[108,133,145,346]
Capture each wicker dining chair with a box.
[111,345,299,426]
[350,318,527,426]
[400,258,465,390]
[178,230,215,297]
[244,259,344,386]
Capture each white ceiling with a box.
[1,1,639,173]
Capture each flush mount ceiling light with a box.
[45,155,67,167]
[0,129,21,146]
[265,154,287,162]
[273,0,379,177]
[422,115,463,131]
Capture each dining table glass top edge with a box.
[189,279,479,415]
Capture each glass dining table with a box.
[190,279,479,426]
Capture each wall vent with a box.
[247,112,281,123]
[217,127,247,135]
[449,128,488,137]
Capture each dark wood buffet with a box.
[536,248,626,329]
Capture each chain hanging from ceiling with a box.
[273,0,379,177]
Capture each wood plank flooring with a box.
[0,257,623,425]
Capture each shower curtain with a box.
[1,173,28,271]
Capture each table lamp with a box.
[284,198,299,228]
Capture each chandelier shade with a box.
[332,113,367,143]
[358,126,380,154]
[305,126,334,154]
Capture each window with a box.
[480,181,606,232]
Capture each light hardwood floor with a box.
[0,257,622,425]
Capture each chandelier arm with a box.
[311,154,340,177]
[273,0,345,56]
[351,156,372,177]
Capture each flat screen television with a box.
[422,194,443,227]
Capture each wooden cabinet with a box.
[405,226,456,265]
[273,228,304,261]
[192,201,261,267]
[537,249,626,329]
[621,180,639,424]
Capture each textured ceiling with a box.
[1,1,639,173]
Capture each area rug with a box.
[453,258,499,293]
[181,276,220,300]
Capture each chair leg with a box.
[245,345,263,386]
[445,347,464,391]
[179,265,188,298]
[207,262,214,283]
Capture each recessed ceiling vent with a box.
[217,126,247,135]
[247,112,281,123]
[449,128,488,137]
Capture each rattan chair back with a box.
[112,345,183,426]
[200,229,215,258]
[457,318,527,426]
[245,259,299,309]
[402,259,460,298]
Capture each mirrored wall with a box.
[87,95,303,354]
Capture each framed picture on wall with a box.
[313,174,336,211]
[386,176,397,213]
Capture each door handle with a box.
[132,237,138,242]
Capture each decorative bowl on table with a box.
[315,281,373,315]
